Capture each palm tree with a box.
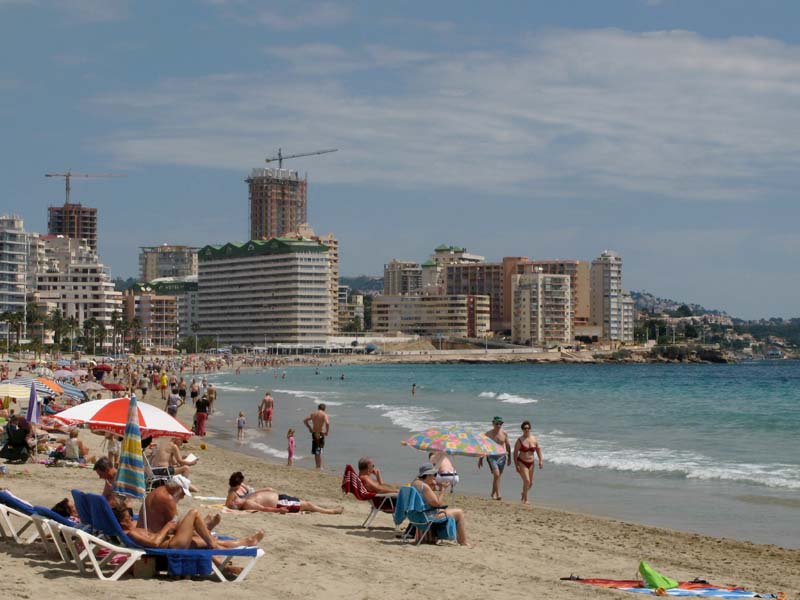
[47,308,67,346]
[64,316,78,353]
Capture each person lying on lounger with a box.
[225,471,343,515]
[112,502,263,550]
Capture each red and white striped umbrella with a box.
[53,397,193,440]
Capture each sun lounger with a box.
[31,505,85,563]
[58,522,146,581]
[84,492,264,582]
[0,489,40,544]
[341,464,398,528]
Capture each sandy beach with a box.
[1,378,798,600]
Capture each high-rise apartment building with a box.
[590,250,633,343]
[198,237,332,346]
[47,203,98,252]
[35,236,122,337]
[519,260,590,327]
[139,245,198,282]
[122,286,179,350]
[373,294,490,338]
[0,216,27,336]
[286,224,339,334]
[383,259,422,295]
[446,262,505,331]
[511,271,572,346]
[148,276,198,341]
[247,168,307,241]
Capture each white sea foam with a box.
[479,391,538,404]
[544,434,800,490]
[213,384,257,393]
[245,440,300,460]
[366,404,485,432]
[273,389,343,406]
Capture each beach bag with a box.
[638,561,678,590]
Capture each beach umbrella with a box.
[56,380,89,402]
[56,359,72,366]
[53,369,76,380]
[37,378,64,394]
[25,381,40,425]
[73,369,88,377]
[113,394,146,500]
[34,367,54,377]
[54,397,193,440]
[401,427,507,457]
[0,383,29,400]
[94,364,112,372]
[5,377,60,397]
[102,382,126,392]
[79,381,105,391]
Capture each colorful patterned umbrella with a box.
[0,383,29,399]
[113,394,145,500]
[53,369,76,380]
[54,397,193,440]
[401,427,507,457]
[5,377,60,397]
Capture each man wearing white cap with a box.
[138,475,215,534]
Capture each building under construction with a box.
[247,168,307,241]
[47,203,98,252]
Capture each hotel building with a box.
[519,260,590,328]
[147,276,198,341]
[139,244,198,282]
[247,168,307,241]
[198,237,332,346]
[511,270,572,346]
[122,285,179,351]
[373,294,490,338]
[47,202,98,252]
[383,259,422,295]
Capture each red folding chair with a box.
[341,464,397,528]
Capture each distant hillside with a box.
[340,275,383,294]
[113,276,138,292]
[630,290,726,316]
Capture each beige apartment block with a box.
[383,259,422,295]
[445,262,505,331]
[198,237,332,346]
[123,286,178,351]
[373,294,490,338]
[520,260,590,327]
[511,271,572,346]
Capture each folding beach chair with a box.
[58,522,146,581]
[341,464,398,528]
[393,486,456,546]
[0,489,40,544]
[85,493,264,582]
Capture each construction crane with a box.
[264,148,338,169]
[44,170,126,204]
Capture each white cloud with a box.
[93,28,800,203]
[251,2,349,30]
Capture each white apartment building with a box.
[511,271,572,346]
[383,259,422,295]
[198,237,332,346]
[0,216,27,336]
[373,294,490,338]
[590,250,634,343]
[35,236,122,337]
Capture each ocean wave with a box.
[479,391,538,404]
[366,404,484,432]
[545,435,800,490]
[213,384,257,392]
[245,440,300,460]
[273,389,343,406]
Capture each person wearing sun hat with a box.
[477,415,511,501]
[412,462,470,546]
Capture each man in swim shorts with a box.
[478,416,512,500]
[303,403,329,469]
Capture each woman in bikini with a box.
[513,420,543,504]
[225,471,343,515]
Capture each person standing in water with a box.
[478,416,512,501]
[303,403,329,470]
[411,383,416,396]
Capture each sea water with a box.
[201,361,800,548]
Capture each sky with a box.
[1,0,799,319]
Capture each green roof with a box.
[198,238,328,262]
[434,244,465,253]
[421,260,438,267]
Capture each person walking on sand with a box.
[303,403,329,470]
[478,416,512,500]
[513,420,543,504]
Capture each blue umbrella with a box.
[113,396,146,501]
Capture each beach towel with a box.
[564,577,782,598]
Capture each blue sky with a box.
[2,0,799,319]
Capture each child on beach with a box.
[104,433,121,468]
[287,428,295,466]
[237,411,246,441]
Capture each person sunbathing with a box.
[358,457,398,494]
[112,503,263,550]
[137,475,215,534]
[51,498,80,523]
[148,437,197,482]
[225,471,343,515]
